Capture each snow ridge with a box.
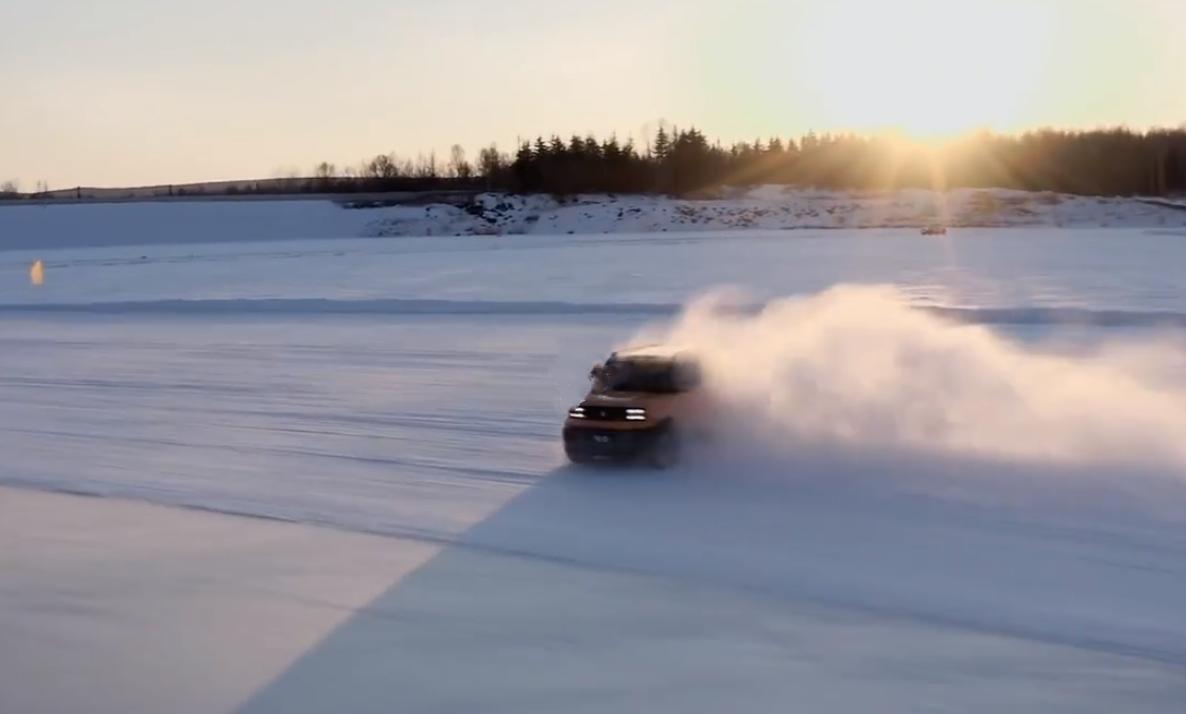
[364,187,1186,237]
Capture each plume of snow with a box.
[646,285,1186,472]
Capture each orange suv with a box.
[563,346,708,467]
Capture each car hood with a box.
[582,393,640,407]
[582,392,674,408]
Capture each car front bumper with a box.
[562,423,662,463]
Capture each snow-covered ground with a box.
[3,201,1186,712]
[361,187,1186,237]
[1,186,1185,251]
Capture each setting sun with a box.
[792,0,1051,138]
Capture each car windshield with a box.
[600,358,683,394]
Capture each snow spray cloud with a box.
[645,285,1186,473]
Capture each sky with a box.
[1,0,1183,188]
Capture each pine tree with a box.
[654,127,672,162]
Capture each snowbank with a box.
[3,187,1186,252]
[364,187,1186,237]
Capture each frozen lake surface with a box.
[2,209,1186,712]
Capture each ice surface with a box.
[0,488,440,714]
[3,221,1186,314]
[3,199,1186,712]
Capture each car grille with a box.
[565,427,652,456]
[581,405,629,421]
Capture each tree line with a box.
[6,126,1185,200]
[314,126,1186,197]
[499,126,1186,197]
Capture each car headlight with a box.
[568,406,586,419]
[626,408,647,421]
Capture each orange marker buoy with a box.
[30,259,44,286]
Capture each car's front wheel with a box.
[565,442,590,465]
[648,423,681,469]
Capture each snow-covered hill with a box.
[363,187,1186,237]
[2,187,1185,253]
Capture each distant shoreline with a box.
[3,187,1182,212]
[2,187,1185,253]
[0,190,480,209]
